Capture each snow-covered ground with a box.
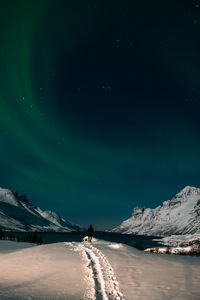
[144,234,200,255]
[0,239,200,299]
[144,245,200,255]
[153,234,200,247]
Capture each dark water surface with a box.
[3,231,161,249]
[37,231,160,249]
[43,231,161,248]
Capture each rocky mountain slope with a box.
[111,186,200,236]
[0,187,81,231]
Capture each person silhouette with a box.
[88,225,94,242]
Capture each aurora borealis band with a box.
[0,1,200,229]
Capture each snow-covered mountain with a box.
[111,186,200,236]
[0,187,82,231]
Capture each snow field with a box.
[67,241,96,300]
[93,241,200,300]
[89,245,125,300]
[0,239,200,299]
[69,240,125,300]
[83,245,108,300]
[0,241,92,300]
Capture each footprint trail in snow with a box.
[66,241,125,300]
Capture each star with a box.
[102,86,111,93]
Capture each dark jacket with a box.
[88,225,94,237]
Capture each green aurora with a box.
[0,1,200,229]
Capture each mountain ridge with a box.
[111,186,200,236]
[0,187,82,232]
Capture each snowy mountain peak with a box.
[175,186,200,198]
[111,186,200,236]
[0,187,82,232]
[0,188,20,207]
[131,207,145,217]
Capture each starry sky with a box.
[0,0,200,230]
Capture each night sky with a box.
[0,0,200,229]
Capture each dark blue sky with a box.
[0,0,200,229]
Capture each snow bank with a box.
[144,245,200,255]
[149,234,200,255]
